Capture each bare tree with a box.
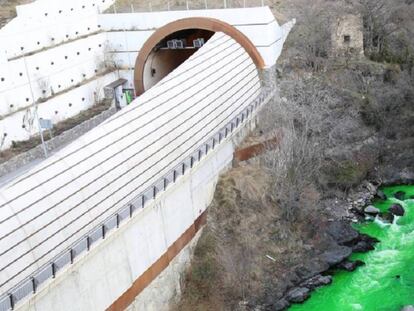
[357,0,413,63]
[259,78,337,222]
[288,0,335,71]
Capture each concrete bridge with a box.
[0,3,294,310]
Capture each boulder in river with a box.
[376,189,387,200]
[321,246,352,266]
[364,205,380,215]
[286,287,310,303]
[345,233,379,252]
[326,221,359,245]
[294,260,330,280]
[352,240,375,252]
[388,203,405,216]
[382,212,395,223]
[344,233,379,252]
[394,191,406,201]
[300,274,332,290]
[336,260,365,272]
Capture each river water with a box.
[290,185,414,311]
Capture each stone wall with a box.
[331,14,364,57]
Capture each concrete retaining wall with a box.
[0,3,293,152]
[126,229,203,311]
[12,99,262,310]
[0,32,262,300]
[14,129,237,311]
[0,107,116,180]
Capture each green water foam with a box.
[290,185,414,311]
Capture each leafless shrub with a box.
[36,78,50,102]
[218,236,254,301]
[22,107,36,133]
[356,0,414,65]
[285,0,338,71]
[96,42,120,73]
[259,78,337,222]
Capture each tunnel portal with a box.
[134,17,266,96]
[143,29,215,91]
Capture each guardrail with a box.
[109,0,269,13]
[0,88,273,311]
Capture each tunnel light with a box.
[166,39,186,49]
[193,38,205,48]
[167,40,175,49]
[175,39,184,49]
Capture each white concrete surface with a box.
[15,135,234,311]
[100,6,294,68]
[0,3,293,151]
[0,32,261,299]
[126,228,204,311]
[0,3,293,310]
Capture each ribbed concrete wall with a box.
[0,0,117,151]
[0,3,293,152]
[0,32,264,310]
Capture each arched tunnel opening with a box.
[134,17,266,95]
[142,29,215,91]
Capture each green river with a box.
[290,185,414,311]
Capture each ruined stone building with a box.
[331,14,364,57]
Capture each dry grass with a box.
[175,163,329,309]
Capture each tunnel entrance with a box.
[142,29,215,91]
[134,17,265,96]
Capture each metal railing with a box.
[0,88,273,311]
[108,0,269,13]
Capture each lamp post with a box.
[23,56,48,158]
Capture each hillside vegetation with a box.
[175,0,414,310]
[0,0,32,28]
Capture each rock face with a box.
[336,260,365,272]
[382,212,395,223]
[364,205,380,215]
[300,274,332,290]
[321,246,353,266]
[294,260,330,280]
[346,233,379,253]
[286,287,310,303]
[366,182,377,195]
[352,240,374,252]
[389,203,405,216]
[268,221,378,311]
[272,299,290,311]
[394,191,406,201]
[326,221,359,244]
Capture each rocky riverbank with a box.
[172,163,393,311]
[273,180,414,311]
[267,220,378,310]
